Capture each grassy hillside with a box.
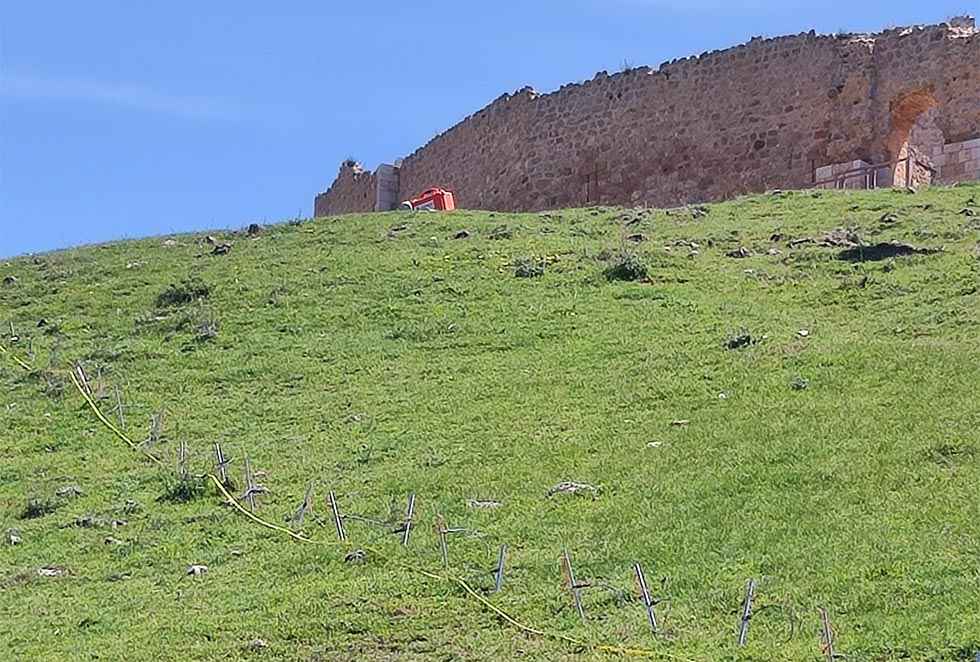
[2,186,979,661]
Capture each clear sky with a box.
[1,1,971,257]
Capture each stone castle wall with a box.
[313,162,376,216]
[314,18,980,216]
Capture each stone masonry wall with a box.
[313,162,376,216]
[314,19,980,216]
[934,137,980,183]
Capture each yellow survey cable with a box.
[0,343,33,371]
[67,369,166,468]
[4,343,684,660]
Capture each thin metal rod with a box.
[74,363,91,394]
[177,440,189,480]
[436,515,449,567]
[493,544,507,593]
[328,491,347,541]
[401,493,415,546]
[738,578,757,647]
[561,549,586,621]
[243,455,257,512]
[213,442,230,485]
[293,482,314,527]
[114,386,125,428]
[634,562,658,634]
[818,607,835,661]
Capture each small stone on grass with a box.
[547,481,599,498]
[38,566,67,577]
[56,485,83,499]
[466,499,502,509]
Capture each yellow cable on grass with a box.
[4,343,683,660]
[67,369,166,468]
[0,343,33,371]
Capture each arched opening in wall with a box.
[884,90,943,188]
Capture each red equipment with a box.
[400,187,456,211]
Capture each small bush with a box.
[156,277,210,308]
[603,250,647,282]
[20,497,58,520]
[488,225,513,240]
[21,368,65,398]
[514,256,546,278]
[158,475,208,504]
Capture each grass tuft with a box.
[155,277,211,308]
[602,249,647,281]
[19,497,58,520]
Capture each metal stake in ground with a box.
[738,578,757,647]
[634,562,658,634]
[328,491,347,542]
[113,386,125,429]
[560,548,586,622]
[145,412,164,448]
[242,455,261,512]
[213,442,232,486]
[74,362,91,395]
[177,440,190,481]
[818,607,836,661]
[292,481,315,528]
[400,493,416,546]
[435,514,449,567]
[493,544,507,593]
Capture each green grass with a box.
[2,186,979,661]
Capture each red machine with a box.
[400,187,456,211]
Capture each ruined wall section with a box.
[872,21,980,156]
[314,20,980,216]
[313,162,377,217]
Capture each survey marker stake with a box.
[738,578,757,647]
[435,514,449,567]
[145,411,164,448]
[242,455,261,513]
[401,493,416,546]
[113,386,125,429]
[292,481,315,528]
[74,362,91,395]
[493,544,507,593]
[634,562,658,634]
[213,442,232,486]
[328,491,347,542]
[177,440,189,481]
[560,549,586,622]
[818,607,836,661]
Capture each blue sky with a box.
[1,1,971,257]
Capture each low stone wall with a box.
[815,160,874,189]
[933,138,980,184]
